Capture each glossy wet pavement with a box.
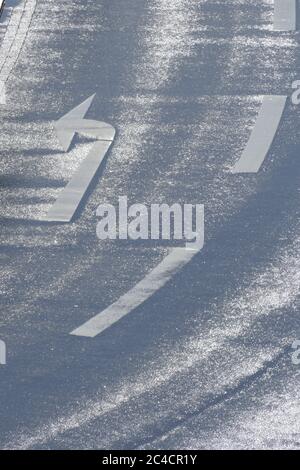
[0,0,300,449]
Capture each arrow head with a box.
[55,94,96,152]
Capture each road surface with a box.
[0,0,300,450]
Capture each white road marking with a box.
[55,94,96,152]
[45,95,116,223]
[274,0,296,31]
[0,339,6,365]
[71,247,198,337]
[0,79,5,103]
[231,95,287,174]
[71,201,204,341]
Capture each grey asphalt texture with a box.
[0,0,300,449]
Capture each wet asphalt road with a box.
[0,0,300,449]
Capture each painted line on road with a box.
[45,95,116,223]
[0,339,6,365]
[70,247,200,338]
[0,79,5,103]
[274,0,296,31]
[231,95,287,174]
[71,203,204,339]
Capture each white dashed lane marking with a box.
[274,0,296,31]
[231,95,287,174]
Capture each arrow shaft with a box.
[45,139,113,222]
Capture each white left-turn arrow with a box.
[45,94,116,223]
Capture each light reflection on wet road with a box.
[0,0,300,449]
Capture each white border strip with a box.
[231,95,287,174]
